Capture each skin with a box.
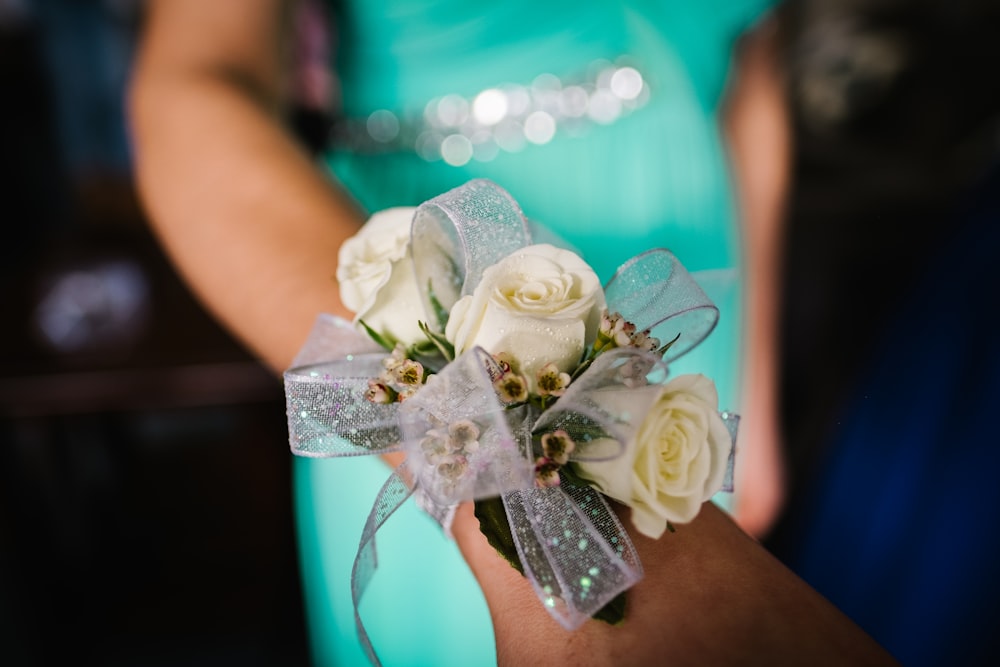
[128,1,897,664]
[723,17,790,540]
[455,501,895,666]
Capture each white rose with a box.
[336,207,426,346]
[444,244,605,385]
[574,374,730,538]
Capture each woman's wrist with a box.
[451,499,896,666]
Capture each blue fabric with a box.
[776,163,1000,667]
[298,1,773,664]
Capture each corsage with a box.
[283,179,736,666]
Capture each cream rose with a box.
[336,207,426,346]
[574,374,730,538]
[444,244,605,385]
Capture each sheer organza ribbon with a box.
[283,179,726,666]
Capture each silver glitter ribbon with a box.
[283,180,727,665]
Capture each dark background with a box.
[1,2,308,665]
[771,0,1000,533]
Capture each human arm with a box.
[128,0,364,374]
[722,17,790,539]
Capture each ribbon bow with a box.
[284,180,726,666]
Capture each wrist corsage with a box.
[284,179,736,666]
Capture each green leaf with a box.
[532,418,613,444]
[570,357,594,382]
[408,338,439,357]
[426,280,450,331]
[418,321,455,362]
[358,319,398,351]
[657,332,682,357]
[591,591,627,625]
[559,463,592,489]
[474,496,524,575]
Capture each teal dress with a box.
[296,2,772,664]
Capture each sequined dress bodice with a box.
[323,0,769,281]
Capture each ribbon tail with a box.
[350,461,416,667]
[720,410,740,493]
[501,480,643,630]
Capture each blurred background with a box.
[1,0,999,665]
[769,3,1000,665]
[1,1,309,665]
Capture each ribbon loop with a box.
[411,179,533,325]
[604,249,719,363]
[285,351,404,458]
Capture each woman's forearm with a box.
[453,501,897,666]
[128,0,364,373]
[723,17,790,538]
